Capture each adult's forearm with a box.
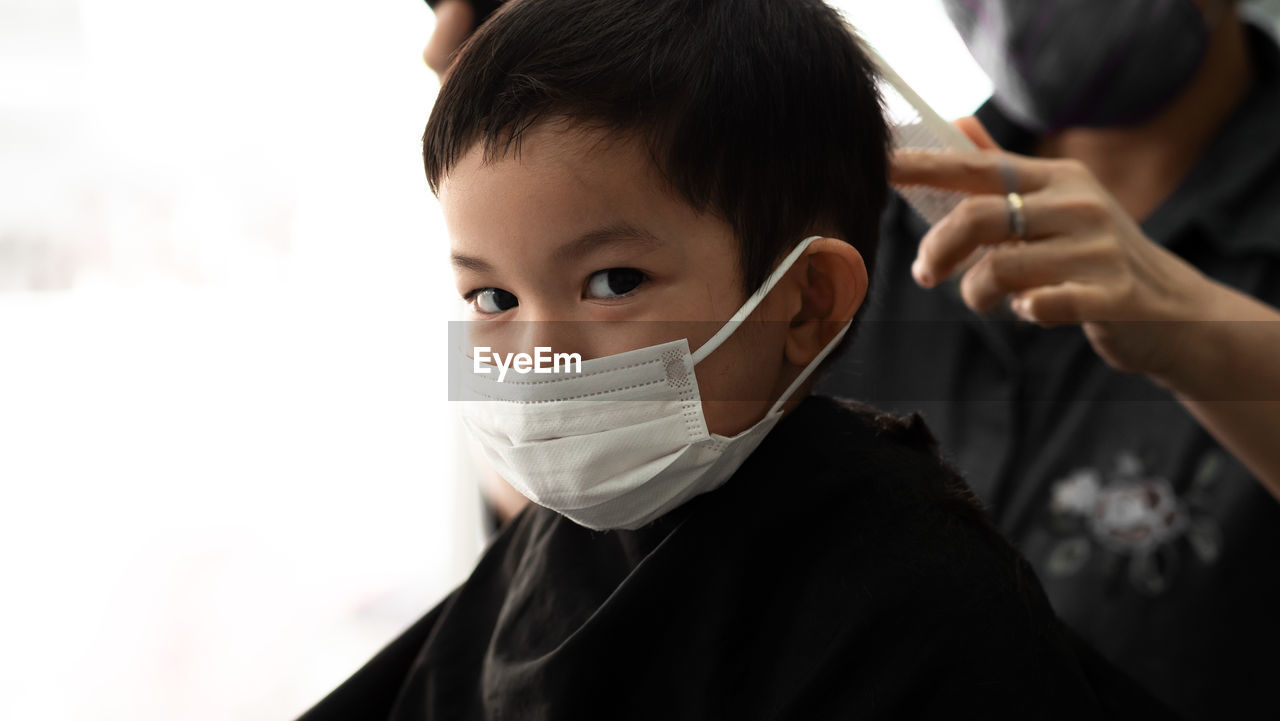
[1158,280,1280,501]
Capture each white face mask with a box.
[456,235,851,530]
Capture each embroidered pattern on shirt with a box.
[1044,450,1223,596]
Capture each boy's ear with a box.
[784,237,867,367]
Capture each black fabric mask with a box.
[943,0,1211,133]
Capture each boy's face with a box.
[439,122,800,437]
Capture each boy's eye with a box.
[585,268,648,299]
[470,288,519,314]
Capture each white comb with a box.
[867,45,976,225]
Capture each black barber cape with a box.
[818,20,1280,721]
[299,396,1174,720]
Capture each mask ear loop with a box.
[767,318,852,417]
[690,236,822,365]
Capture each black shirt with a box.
[299,396,1173,720]
[818,21,1280,721]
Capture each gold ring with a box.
[1006,192,1028,240]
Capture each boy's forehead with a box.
[439,123,683,248]
[439,120,743,290]
[445,122,652,190]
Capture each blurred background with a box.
[0,1,1275,719]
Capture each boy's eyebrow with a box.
[451,224,663,272]
[451,253,493,273]
[552,223,663,263]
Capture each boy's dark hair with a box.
[423,0,891,298]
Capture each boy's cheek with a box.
[697,322,791,435]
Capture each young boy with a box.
[300,0,1178,718]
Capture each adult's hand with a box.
[894,148,1219,384]
[894,143,1280,501]
[424,0,476,78]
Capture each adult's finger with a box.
[914,192,1058,286]
[959,239,1100,314]
[1010,281,1109,326]
[953,116,999,151]
[891,149,1054,196]
[424,0,476,77]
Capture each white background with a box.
[0,1,992,719]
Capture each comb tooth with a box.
[865,45,975,226]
